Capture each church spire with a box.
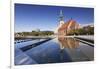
[59,10,64,21]
[60,10,63,16]
[58,10,64,28]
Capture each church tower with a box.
[59,10,64,27]
[55,10,65,34]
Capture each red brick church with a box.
[57,10,80,36]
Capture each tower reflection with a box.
[58,37,79,49]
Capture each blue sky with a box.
[15,3,94,32]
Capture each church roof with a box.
[58,19,77,31]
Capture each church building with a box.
[58,10,80,36]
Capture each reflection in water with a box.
[58,37,94,61]
[58,37,79,49]
[15,37,94,65]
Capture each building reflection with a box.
[58,37,79,49]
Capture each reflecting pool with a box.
[15,37,94,65]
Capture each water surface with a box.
[15,37,94,65]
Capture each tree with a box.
[67,27,94,35]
